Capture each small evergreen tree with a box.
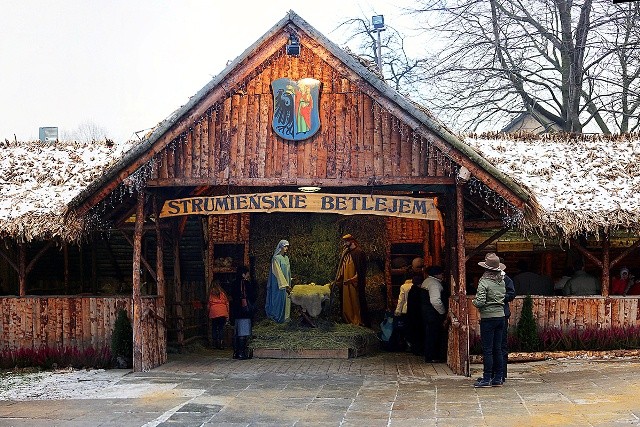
[516,295,540,351]
[111,309,133,367]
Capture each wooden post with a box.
[18,243,26,296]
[205,217,214,347]
[173,223,184,349]
[132,190,145,372]
[456,183,469,376]
[79,245,84,292]
[154,196,166,361]
[602,232,610,297]
[63,243,69,294]
[91,237,97,294]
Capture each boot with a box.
[217,339,224,350]
[232,336,239,359]
[238,336,252,360]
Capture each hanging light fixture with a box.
[298,186,321,193]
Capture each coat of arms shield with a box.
[271,78,321,141]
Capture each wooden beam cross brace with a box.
[465,228,509,262]
[119,230,158,282]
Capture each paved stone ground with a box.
[1,349,640,426]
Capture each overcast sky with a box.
[0,0,411,143]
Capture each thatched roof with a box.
[0,139,135,243]
[465,132,640,238]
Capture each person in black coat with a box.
[230,265,257,359]
[406,274,425,355]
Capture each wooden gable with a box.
[72,11,530,216]
[148,29,455,187]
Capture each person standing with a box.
[563,259,601,296]
[266,240,291,323]
[406,274,426,355]
[335,234,369,326]
[473,253,506,388]
[231,265,256,359]
[207,280,229,350]
[393,273,415,352]
[421,266,447,363]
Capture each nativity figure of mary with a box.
[265,239,291,323]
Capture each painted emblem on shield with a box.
[271,77,321,141]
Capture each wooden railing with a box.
[0,296,166,370]
[467,295,640,338]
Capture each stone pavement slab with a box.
[1,350,640,426]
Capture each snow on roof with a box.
[465,132,640,238]
[0,139,136,243]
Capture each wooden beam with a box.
[0,245,19,274]
[456,183,469,376]
[74,33,290,217]
[602,233,610,297]
[18,243,26,296]
[63,243,69,293]
[465,228,509,262]
[464,220,504,229]
[132,190,144,372]
[173,225,184,348]
[154,196,166,311]
[119,230,157,283]
[570,239,603,269]
[146,176,457,188]
[25,240,54,274]
[611,238,640,268]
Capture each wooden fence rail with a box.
[0,296,165,370]
[467,296,640,339]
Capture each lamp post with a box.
[371,15,385,72]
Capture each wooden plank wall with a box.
[0,296,165,369]
[151,47,453,184]
[466,296,640,339]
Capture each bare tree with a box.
[336,16,431,94]
[596,2,640,132]
[61,120,110,142]
[340,0,639,133]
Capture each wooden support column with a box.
[154,196,166,360]
[173,223,184,349]
[205,217,214,347]
[18,243,26,296]
[132,190,145,372]
[455,183,469,376]
[602,233,610,297]
[63,243,69,293]
[91,238,97,293]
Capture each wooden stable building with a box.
[2,11,640,375]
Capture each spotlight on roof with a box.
[286,34,300,56]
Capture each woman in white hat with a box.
[472,252,506,388]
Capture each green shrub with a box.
[111,309,133,367]
[516,295,540,351]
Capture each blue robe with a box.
[266,240,291,323]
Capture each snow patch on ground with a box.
[0,368,183,401]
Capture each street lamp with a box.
[371,15,386,72]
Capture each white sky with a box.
[0,0,408,143]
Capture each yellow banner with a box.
[160,192,439,220]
